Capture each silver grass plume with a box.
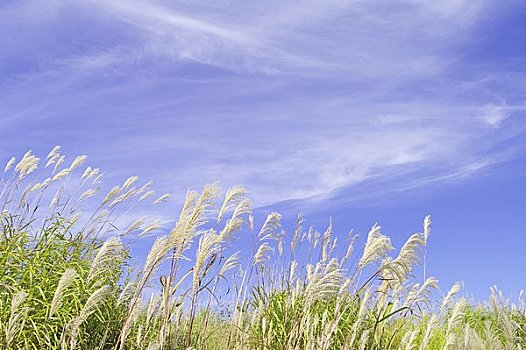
[305,259,343,303]
[53,155,65,173]
[190,184,220,229]
[321,218,333,262]
[358,329,370,350]
[146,295,162,333]
[69,155,87,172]
[217,185,247,223]
[46,145,61,160]
[120,234,171,346]
[29,179,49,192]
[258,212,282,240]
[423,214,432,280]
[389,232,425,282]
[193,230,221,290]
[81,166,93,181]
[124,217,146,235]
[288,260,298,285]
[309,228,322,249]
[419,315,438,350]
[110,187,137,207]
[254,242,272,266]
[101,186,122,206]
[123,176,139,189]
[441,281,463,311]
[41,177,52,188]
[46,152,61,168]
[277,230,285,256]
[139,190,156,201]
[153,193,171,204]
[68,285,112,350]
[444,298,468,349]
[79,188,99,202]
[15,151,39,179]
[358,224,393,270]
[139,220,161,237]
[404,277,439,311]
[219,198,251,242]
[49,189,61,209]
[17,184,31,209]
[403,329,418,350]
[137,181,153,194]
[291,212,305,254]
[142,235,169,278]
[136,325,143,349]
[423,214,432,243]
[92,171,104,184]
[30,182,44,192]
[463,324,485,350]
[348,289,371,348]
[248,213,254,233]
[4,157,15,173]
[219,252,241,276]
[342,233,358,265]
[489,286,518,349]
[482,320,501,349]
[117,281,136,305]
[87,236,124,283]
[6,291,28,347]
[52,168,71,181]
[49,268,79,318]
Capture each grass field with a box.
[1,148,524,349]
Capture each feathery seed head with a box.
[125,217,146,235]
[219,252,241,276]
[15,151,39,179]
[358,224,393,270]
[254,242,272,266]
[258,212,282,240]
[46,145,61,160]
[101,186,122,206]
[4,156,16,173]
[441,281,463,311]
[217,185,247,222]
[390,232,425,282]
[52,168,71,181]
[53,155,65,173]
[423,214,432,243]
[111,187,137,207]
[79,188,99,202]
[81,166,93,180]
[69,155,87,172]
[49,268,79,318]
[87,236,125,283]
[153,193,171,204]
[123,176,139,189]
[139,220,161,237]
[137,181,153,194]
[139,190,156,201]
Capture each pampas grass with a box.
[0,148,524,350]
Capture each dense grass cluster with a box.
[1,148,524,349]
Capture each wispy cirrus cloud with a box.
[1,0,525,209]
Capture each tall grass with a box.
[0,148,524,349]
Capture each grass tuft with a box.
[0,148,524,349]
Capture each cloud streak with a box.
[1,0,525,208]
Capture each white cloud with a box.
[481,104,511,127]
[1,0,525,208]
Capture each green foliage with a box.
[0,213,126,349]
[0,148,525,350]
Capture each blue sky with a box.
[1,0,525,299]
